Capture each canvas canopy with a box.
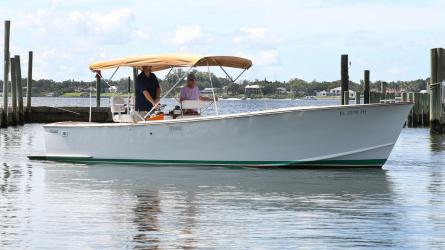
[89,54,252,72]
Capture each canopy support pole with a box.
[232,68,247,83]
[102,66,119,87]
[218,65,234,82]
[207,62,219,115]
[89,73,93,122]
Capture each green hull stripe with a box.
[28,156,386,167]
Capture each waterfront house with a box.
[329,87,356,98]
[276,87,287,94]
[245,85,261,95]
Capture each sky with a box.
[1,0,445,82]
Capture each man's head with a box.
[186,73,196,88]
[141,66,152,75]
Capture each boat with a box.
[29,54,412,168]
[303,96,317,100]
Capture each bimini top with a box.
[89,54,252,72]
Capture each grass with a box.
[61,92,82,97]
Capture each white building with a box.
[245,85,261,95]
[276,87,287,94]
[329,87,356,98]
[108,86,118,93]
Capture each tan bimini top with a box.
[89,54,252,72]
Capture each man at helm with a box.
[135,66,161,118]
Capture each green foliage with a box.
[0,74,431,98]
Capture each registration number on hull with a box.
[339,109,366,116]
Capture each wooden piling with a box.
[133,67,138,97]
[430,48,445,133]
[413,92,420,126]
[26,51,33,120]
[422,93,430,126]
[343,91,349,105]
[381,82,387,100]
[1,20,10,128]
[14,55,24,125]
[10,57,17,125]
[401,92,408,102]
[369,92,381,104]
[355,91,361,104]
[340,54,349,105]
[364,70,370,104]
[96,73,101,107]
[407,92,415,127]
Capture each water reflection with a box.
[430,132,445,152]
[78,165,395,248]
[133,190,161,249]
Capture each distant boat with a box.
[29,54,413,168]
[303,96,317,100]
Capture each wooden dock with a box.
[1,106,112,124]
[28,107,112,123]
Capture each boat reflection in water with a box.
[70,164,395,249]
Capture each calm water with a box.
[1,98,445,249]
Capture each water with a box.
[1,98,445,249]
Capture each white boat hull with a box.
[30,103,412,168]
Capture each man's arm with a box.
[153,75,161,106]
[143,90,156,105]
[155,86,161,104]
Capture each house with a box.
[276,87,287,94]
[329,87,342,96]
[329,87,356,98]
[108,86,118,93]
[245,85,261,95]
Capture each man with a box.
[135,66,161,118]
[179,73,215,114]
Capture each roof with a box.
[89,54,252,72]
[245,85,260,89]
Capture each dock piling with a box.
[355,91,361,104]
[340,54,349,105]
[10,57,17,125]
[26,51,33,120]
[1,20,10,128]
[133,67,138,97]
[381,81,387,100]
[430,48,445,133]
[343,91,349,105]
[401,92,408,102]
[364,70,370,104]
[14,55,24,125]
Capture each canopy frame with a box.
[88,54,251,122]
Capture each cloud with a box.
[67,8,135,41]
[173,25,203,45]
[241,27,267,39]
[233,27,268,44]
[256,50,279,66]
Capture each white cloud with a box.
[241,27,267,40]
[256,50,279,66]
[173,25,202,45]
[233,27,268,44]
[68,8,134,37]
